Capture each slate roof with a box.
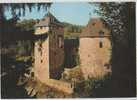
[80,18,111,37]
[35,12,64,27]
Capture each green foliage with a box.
[16,56,31,62]
[73,74,112,97]
[16,19,36,31]
[63,22,83,38]
[16,40,33,56]
[0,3,52,19]
[96,2,135,47]
[97,3,136,97]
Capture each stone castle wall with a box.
[49,27,64,79]
[79,37,111,79]
[34,37,50,83]
[34,23,64,80]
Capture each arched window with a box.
[99,30,104,48]
[99,41,103,48]
[58,35,63,48]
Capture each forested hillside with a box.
[63,22,83,38]
[16,19,84,38]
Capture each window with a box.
[99,31,104,36]
[92,22,95,26]
[38,41,42,56]
[99,31,104,48]
[99,41,103,48]
[57,35,63,48]
[31,72,34,77]
[104,63,110,70]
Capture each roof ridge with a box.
[35,12,63,27]
[81,18,110,37]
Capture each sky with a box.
[5,3,100,25]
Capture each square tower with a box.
[34,13,64,83]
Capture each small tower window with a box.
[58,35,63,48]
[99,30,104,48]
[99,41,103,48]
[31,72,34,77]
[92,22,95,26]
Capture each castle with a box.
[34,12,64,82]
[79,18,111,79]
[33,13,111,94]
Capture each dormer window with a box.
[58,35,63,48]
[99,31,104,36]
[92,22,95,26]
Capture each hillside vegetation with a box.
[62,22,84,38]
[17,19,83,38]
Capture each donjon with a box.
[34,12,64,83]
[79,18,111,79]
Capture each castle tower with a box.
[34,13,64,83]
[79,18,111,79]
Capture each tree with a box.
[97,2,136,96]
[0,3,51,19]
[16,19,36,31]
[0,3,52,42]
[97,3,135,46]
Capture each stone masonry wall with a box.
[49,27,64,79]
[34,37,50,83]
[79,37,111,79]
